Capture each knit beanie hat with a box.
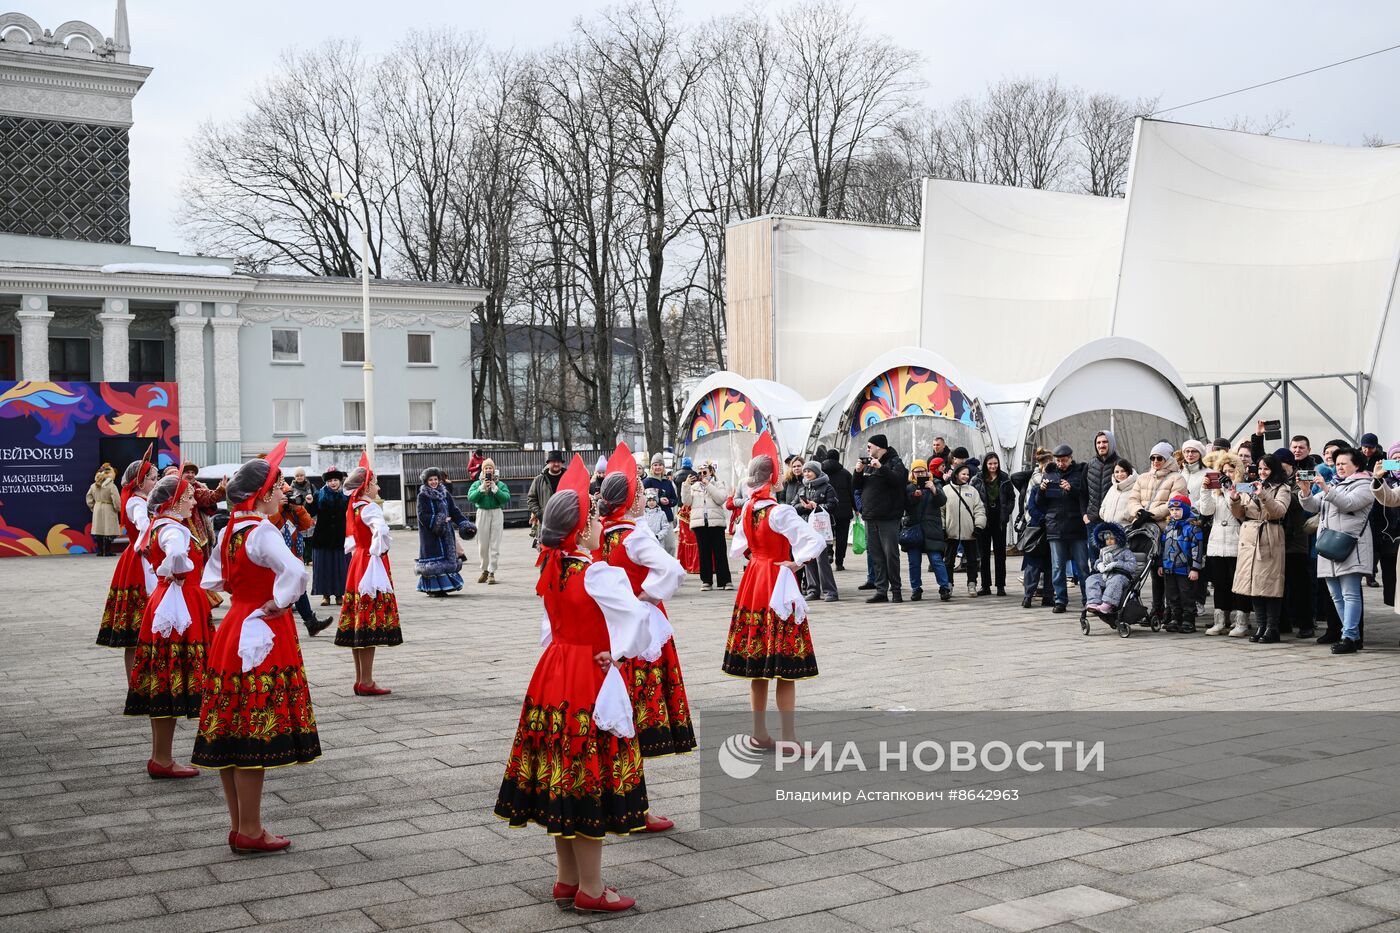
[868,434,888,449]
[802,460,823,476]
[1151,441,1175,462]
[911,458,928,471]
[952,446,969,460]
[650,453,664,466]
[1272,448,1296,466]
[1169,494,1190,509]
[1182,439,1207,457]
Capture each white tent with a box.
[1112,119,1400,443]
[1007,337,1206,471]
[918,179,1126,384]
[772,217,921,401]
[677,373,813,488]
[807,347,1001,463]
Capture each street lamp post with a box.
[332,192,375,465]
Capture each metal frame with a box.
[1188,372,1369,446]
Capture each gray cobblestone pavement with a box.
[2,530,1398,931]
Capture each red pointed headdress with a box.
[122,442,155,492]
[235,439,288,510]
[349,449,375,500]
[601,441,638,521]
[155,475,190,516]
[535,454,593,596]
[750,430,780,493]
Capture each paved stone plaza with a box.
[3,529,1400,932]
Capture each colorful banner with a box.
[0,381,180,557]
[686,388,769,441]
[852,366,978,436]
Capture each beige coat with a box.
[685,475,729,529]
[1127,461,1188,530]
[942,482,986,541]
[1230,483,1290,598]
[86,473,121,537]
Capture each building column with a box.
[17,294,52,381]
[210,303,242,463]
[98,298,136,382]
[170,302,208,464]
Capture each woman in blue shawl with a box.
[416,467,475,596]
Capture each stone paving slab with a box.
[2,529,1400,931]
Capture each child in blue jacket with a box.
[1158,493,1206,632]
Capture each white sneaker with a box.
[700,583,712,592]
[967,583,978,598]
[1227,610,1250,637]
[1205,609,1228,635]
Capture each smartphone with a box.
[1296,469,1316,482]
[1235,481,1257,495]
[1262,419,1283,440]
[1382,459,1400,472]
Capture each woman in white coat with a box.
[1300,447,1375,654]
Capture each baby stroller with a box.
[1080,520,1161,638]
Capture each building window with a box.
[49,337,91,381]
[273,399,303,435]
[409,399,436,434]
[128,339,165,381]
[271,328,300,363]
[344,399,365,434]
[342,330,365,363]
[407,332,434,365]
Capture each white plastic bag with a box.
[808,507,834,544]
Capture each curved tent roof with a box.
[807,346,1001,454]
[1012,337,1206,469]
[678,372,813,460]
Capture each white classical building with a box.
[0,5,485,466]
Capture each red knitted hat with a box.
[1169,494,1190,507]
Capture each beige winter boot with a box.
[1227,610,1250,637]
[1205,609,1228,635]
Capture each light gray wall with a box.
[238,315,473,448]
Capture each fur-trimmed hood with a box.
[1203,450,1245,483]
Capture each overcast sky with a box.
[42,0,1400,252]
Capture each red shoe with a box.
[147,759,199,779]
[644,814,674,832]
[230,830,291,855]
[552,882,579,909]
[228,830,236,853]
[354,683,392,696]
[573,887,635,913]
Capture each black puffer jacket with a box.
[853,446,907,521]
[1039,461,1089,540]
[904,479,947,552]
[1084,430,1118,523]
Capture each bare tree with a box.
[582,0,713,453]
[180,40,385,277]
[780,0,923,217]
[1077,92,1158,196]
[1215,109,1293,136]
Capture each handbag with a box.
[1015,522,1045,554]
[851,514,867,555]
[898,522,925,553]
[808,507,834,544]
[1315,528,1358,562]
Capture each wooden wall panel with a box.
[724,218,773,380]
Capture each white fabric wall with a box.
[773,218,920,400]
[918,180,1126,383]
[1114,120,1400,393]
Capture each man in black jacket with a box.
[1040,444,1090,612]
[822,449,855,571]
[852,433,907,603]
[1084,430,1118,534]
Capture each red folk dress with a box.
[124,518,212,719]
[336,499,403,649]
[596,519,696,758]
[97,492,155,648]
[495,553,652,838]
[191,513,320,770]
[722,494,825,680]
[676,507,700,574]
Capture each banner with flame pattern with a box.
[851,366,977,436]
[687,387,769,441]
[0,381,180,557]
